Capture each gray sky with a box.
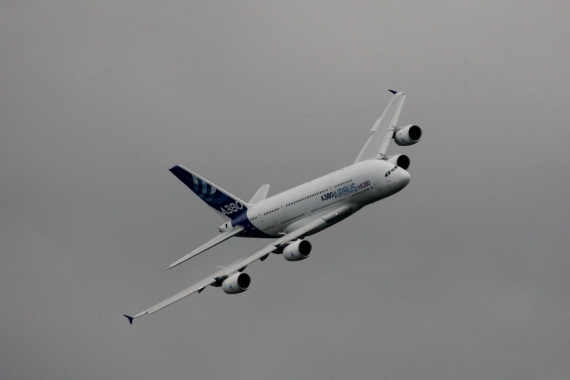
[1,1,569,379]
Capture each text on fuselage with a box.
[321,180,370,201]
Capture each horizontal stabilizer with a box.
[248,184,270,204]
[165,226,244,270]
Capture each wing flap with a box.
[131,275,218,319]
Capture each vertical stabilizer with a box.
[170,165,250,220]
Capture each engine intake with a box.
[386,154,410,170]
[394,125,422,146]
[283,240,312,261]
[222,272,251,294]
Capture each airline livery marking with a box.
[321,182,359,201]
[220,202,244,215]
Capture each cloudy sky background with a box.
[1,1,569,379]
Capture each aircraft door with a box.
[372,179,382,192]
[257,206,265,223]
[280,201,288,219]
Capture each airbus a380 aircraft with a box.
[124,90,421,324]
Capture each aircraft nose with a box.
[398,169,411,187]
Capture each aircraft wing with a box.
[354,90,406,163]
[124,205,353,324]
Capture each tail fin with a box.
[170,165,250,219]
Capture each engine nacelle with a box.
[394,125,422,146]
[222,272,251,294]
[283,240,312,261]
[386,154,410,170]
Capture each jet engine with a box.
[222,272,251,294]
[394,125,422,146]
[283,240,312,261]
[386,154,410,170]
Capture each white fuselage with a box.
[246,160,410,237]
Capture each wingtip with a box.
[124,315,134,325]
[166,255,191,271]
[165,261,181,271]
[388,89,398,94]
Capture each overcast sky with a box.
[1,1,569,379]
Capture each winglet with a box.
[124,315,134,325]
[388,89,398,94]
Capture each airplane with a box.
[124,90,421,324]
